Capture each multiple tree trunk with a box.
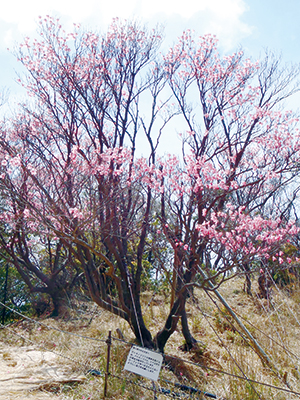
[0,18,299,360]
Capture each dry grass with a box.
[1,275,300,399]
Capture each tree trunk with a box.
[181,306,197,351]
[154,295,185,352]
[130,298,154,349]
[49,289,70,317]
[242,263,252,295]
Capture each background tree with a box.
[0,178,81,316]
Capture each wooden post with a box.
[104,330,112,398]
[152,381,157,399]
[1,264,9,325]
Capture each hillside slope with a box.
[1,276,300,399]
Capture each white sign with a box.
[124,346,163,381]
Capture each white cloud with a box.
[0,0,252,51]
[0,0,106,42]
[140,0,245,20]
[204,0,252,50]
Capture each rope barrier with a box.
[110,372,202,399]
[109,335,300,397]
[233,306,300,362]
[164,354,300,397]
[192,305,297,360]
[0,300,106,343]
[0,320,96,372]
[190,291,262,398]
[110,372,176,399]
[1,296,300,397]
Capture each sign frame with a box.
[124,345,163,381]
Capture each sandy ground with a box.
[0,344,85,400]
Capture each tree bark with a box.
[154,294,186,352]
[49,289,70,317]
[181,306,197,350]
[242,263,252,295]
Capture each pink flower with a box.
[23,209,30,218]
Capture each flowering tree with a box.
[0,18,169,347]
[150,35,300,349]
[0,19,300,353]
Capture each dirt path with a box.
[0,344,85,399]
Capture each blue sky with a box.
[0,0,299,107]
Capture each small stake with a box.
[104,330,112,398]
[152,381,157,399]
[1,264,9,325]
